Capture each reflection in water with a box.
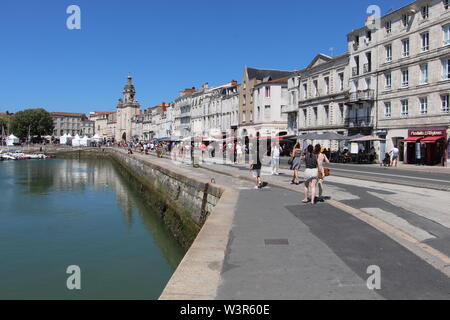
[0,158,185,299]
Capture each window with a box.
[421,5,429,19]
[324,105,330,124]
[442,94,449,113]
[313,107,318,124]
[365,77,371,89]
[385,73,392,89]
[313,80,319,96]
[366,30,372,42]
[386,45,392,62]
[385,102,392,118]
[402,69,409,87]
[339,103,344,122]
[444,25,450,45]
[402,39,410,57]
[257,106,261,120]
[420,97,428,115]
[443,59,450,79]
[386,20,392,34]
[265,86,271,98]
[339,73,344,91]
[420,64,429,84]
[402,14,409,27]
[401,100,409,117]
[303,84,308,99]
[242,111,246,122]
[445,0,449,10]
[264,105,270,120]
[324,77,330,94]
[421,32,430,51]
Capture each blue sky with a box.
[0,0,411,114]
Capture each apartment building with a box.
[190,81,239,138]
[220,83,240,135]
[291,54,350,150]
[157,103,174,139]
[51,112,90,137]
[173,88,196,139]
[251,77,289,139]
[239,67,292,137]
[374,0,450,165]
[347,22,378,138]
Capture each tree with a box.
[10,108,54,139]
[0,115,11,135]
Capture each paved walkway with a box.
[198,161,450,299]
[123,150,450,299]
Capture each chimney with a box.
[231,80,238,85]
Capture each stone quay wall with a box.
[54,147,223,249]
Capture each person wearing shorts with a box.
[250,159,262,189]
[290,143,302,185]
[390,146,399,167]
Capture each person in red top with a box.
[201,143,207,161]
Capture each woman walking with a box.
[290,142,302,185]
[315,144,330,202]
[303,145,319,204]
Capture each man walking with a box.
[271,142,282,175]
[390,145,400,167]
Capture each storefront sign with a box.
[409,129,446,137]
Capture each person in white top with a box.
[271,142,282,175]
[390,146,400,167]
[236,143,243,164]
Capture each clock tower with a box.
[116,75,140,142]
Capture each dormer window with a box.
[421,5,429,19]
[386,20,392,34]
[402,14,409,27]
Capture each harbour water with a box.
[0,158,186,299]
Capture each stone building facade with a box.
[115,76,141,142]
[238,67,292,137]
[173,88,196,139]
[51,112,93,137]
[373,0,450,165]
[290,54,350,150]
[251,77,289,139]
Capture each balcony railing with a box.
[352,67,359,77]
[344,116,374,128]
[363,63,371,73]
[349,89,375,103]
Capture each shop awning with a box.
[403,136,422,143]
[421,136,445,143]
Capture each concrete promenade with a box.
[134,150,450,300]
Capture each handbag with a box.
[288,158,293,166]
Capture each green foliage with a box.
[0,115,10,134]
[10,108,54,138]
